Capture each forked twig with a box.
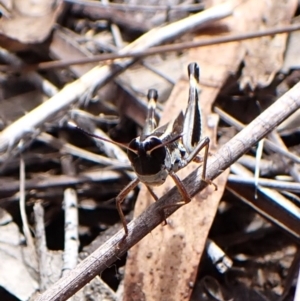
[36,80,300,301]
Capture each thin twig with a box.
[15,23,300,71]
[19,155,34,248]
[65,0,205,12]
[36,73,300,301]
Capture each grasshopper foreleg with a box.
[116,178,140,236]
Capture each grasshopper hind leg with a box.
[182,136,217,191]
[198,138,218,191]
[162,138,217,215]
[157,171,191,225]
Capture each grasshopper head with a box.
[127,136,168,185]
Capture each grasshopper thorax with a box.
[127,135,168,186]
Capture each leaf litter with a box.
[0,0,299,300]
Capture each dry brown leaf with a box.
[282,18,300,72]
[121,1,255,299]
[0,0,63,51]
[123,81,227,301]
[239,0,297,89]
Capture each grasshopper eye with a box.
[144,137,161,152]
[144,137,166,163]
[127,138,139,161]
[128,137,166,175]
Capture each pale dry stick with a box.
[36,73,300,301]
[254,139,264,196]
[61,151,114,301]
[69,110,131,180]
[71,110,129,163]
[230,163,300,222]
[101,0,124,50]
[61,156,80,276]
[0,47,58,97]
[0,1,233,156]
[94,128,129,163]
[214,106,300,164]
[62,188,81,301]
[228,174,300,192]
[73,111,130,164]
[237,155,285,174]
[206,239,232,274]
[37,132,131,168]
[0,169,126,194]
[34,202,49,292]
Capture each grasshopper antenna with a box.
[68,121,138,154]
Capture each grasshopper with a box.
[76,62,212,236]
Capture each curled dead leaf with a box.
[0,0,63,51]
